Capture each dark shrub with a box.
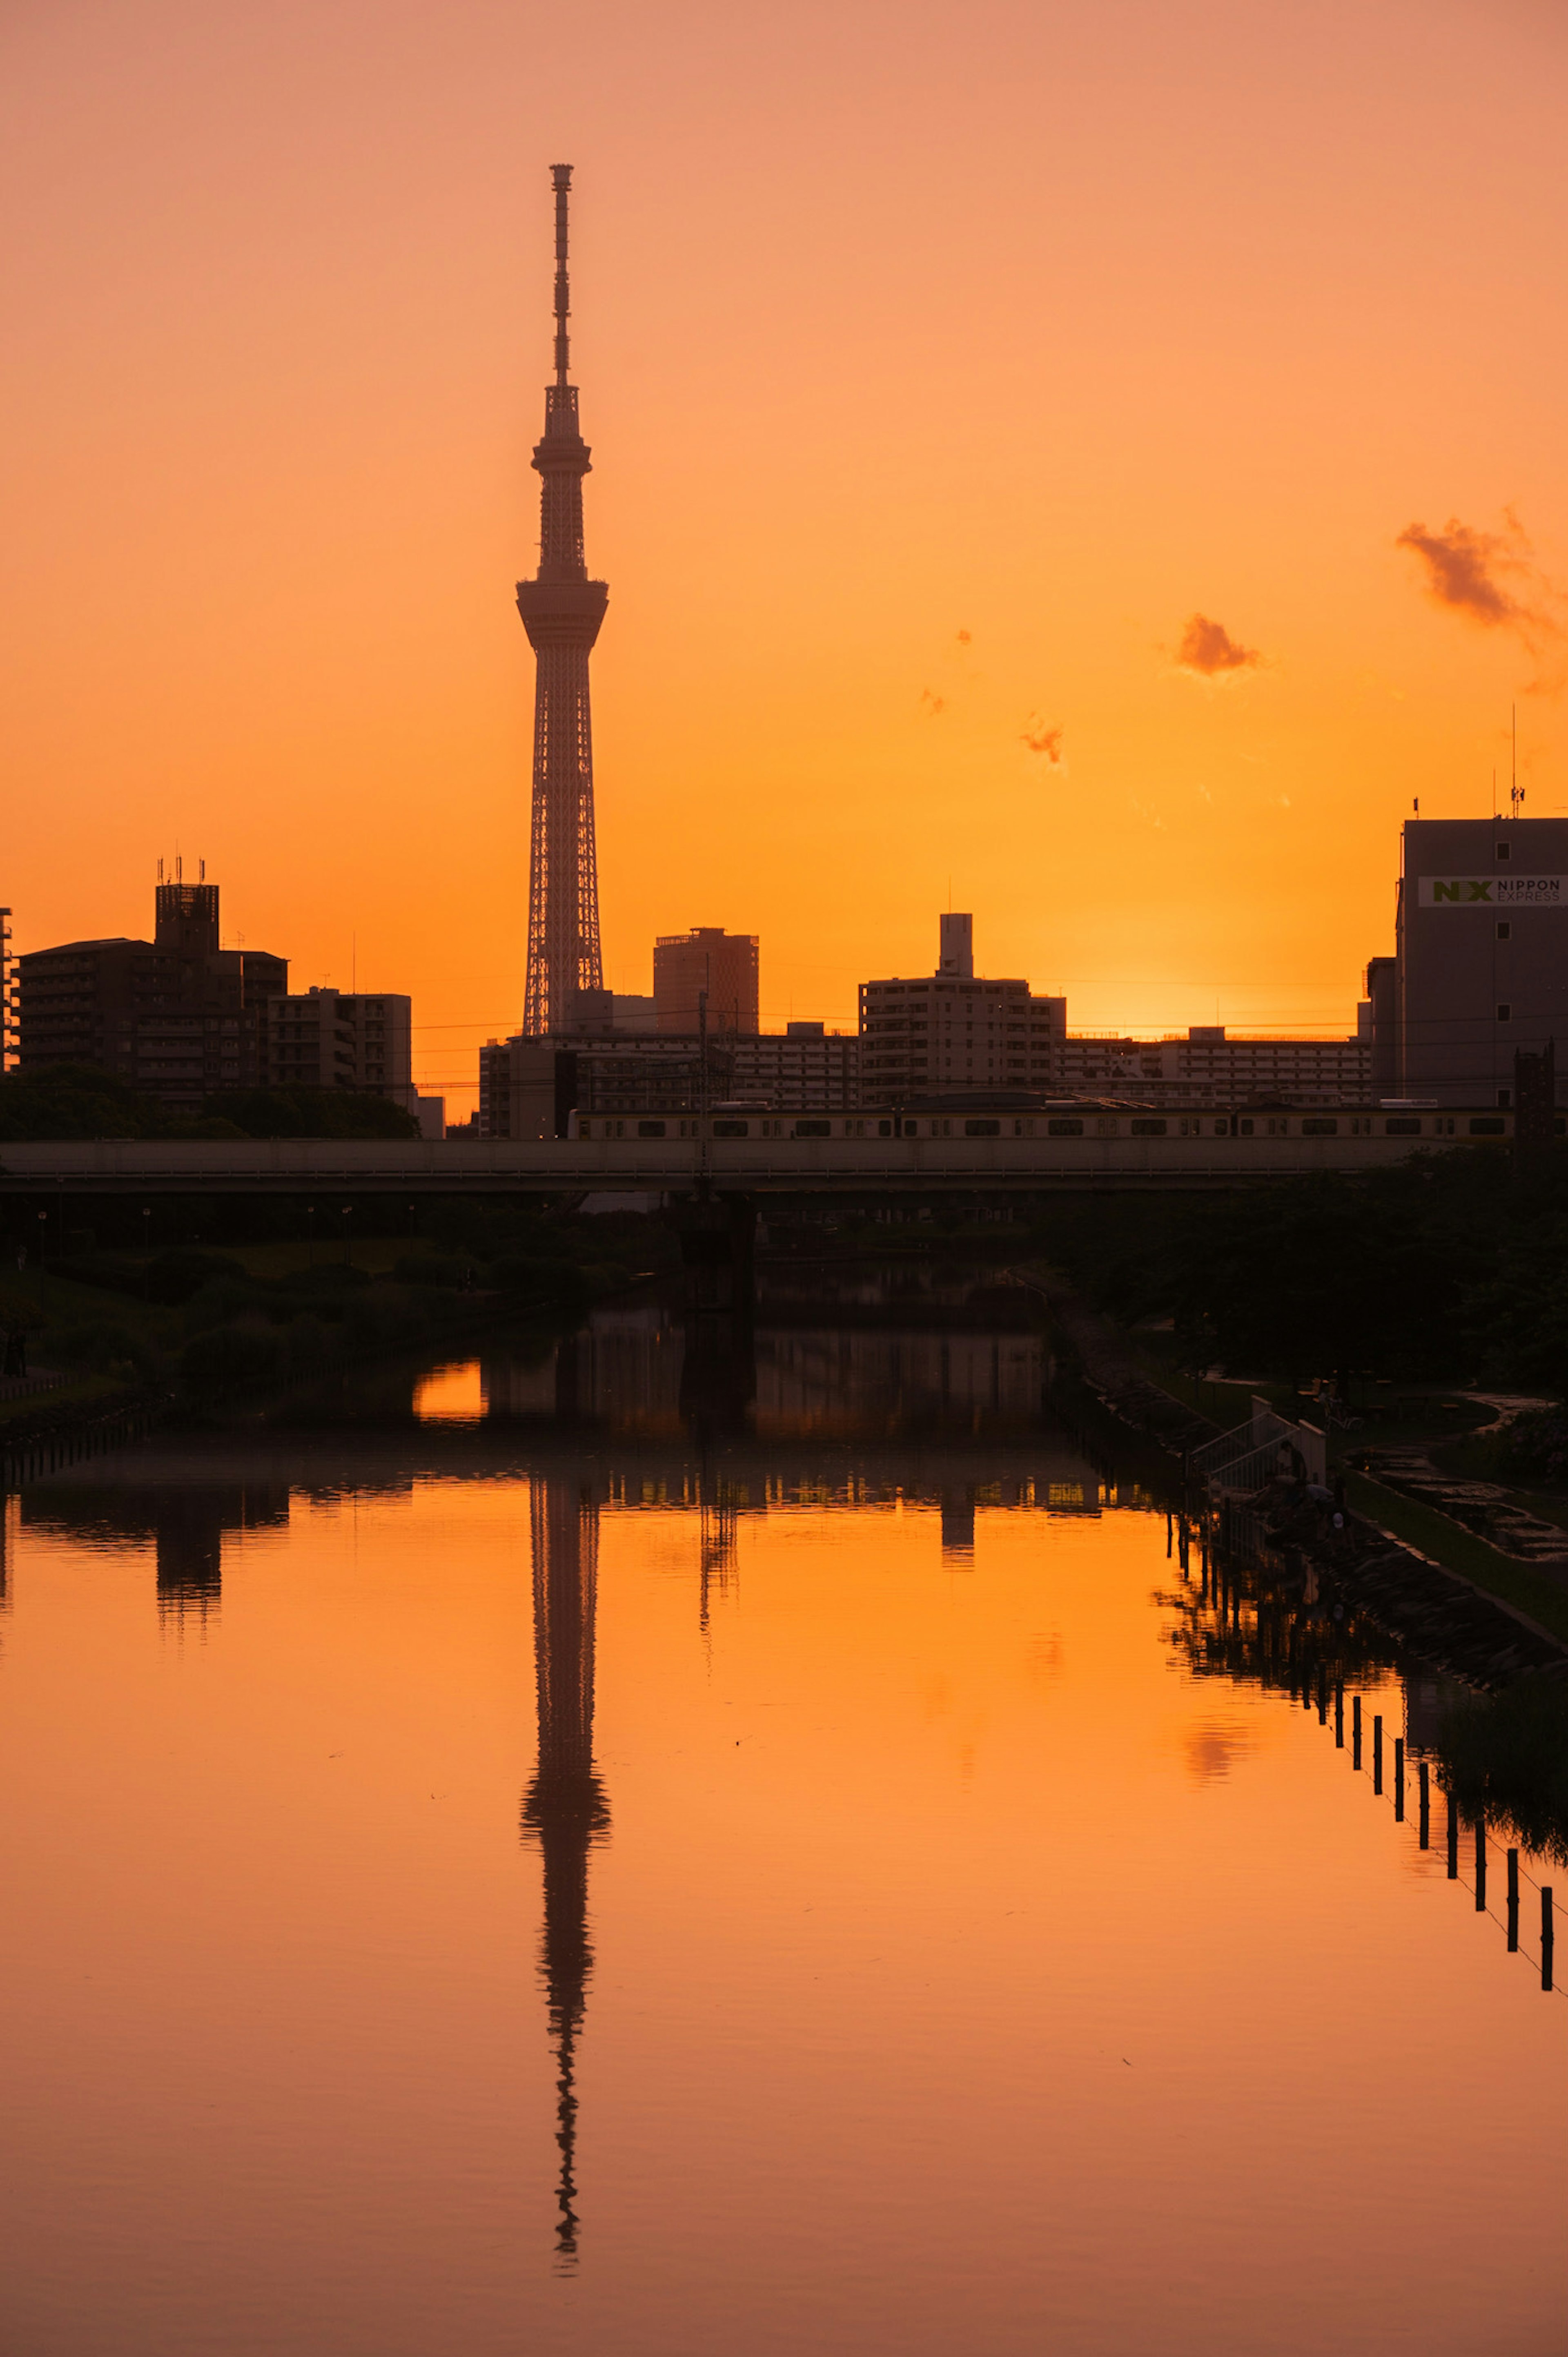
[143,1249,247,1306]
[490,1255,591,1313]
[180,1321,288,1392]
[392,1254,469,1288]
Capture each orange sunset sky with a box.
[6,0,1568,1110]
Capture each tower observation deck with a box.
[517,163,608,1037]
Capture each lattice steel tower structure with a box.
[517,163,608,1037]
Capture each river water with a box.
[0,1269,1563,2354]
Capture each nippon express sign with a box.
[1419,875,1567,908]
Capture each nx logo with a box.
[1432,880,1492,902]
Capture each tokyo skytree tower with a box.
[517,164,608,1037]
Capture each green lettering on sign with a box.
[1433,881,1462,901]
[1467,881,1492,901]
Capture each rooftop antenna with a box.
[157,856,164,883]
[1511,702,1525,818]
[199,858,205,882]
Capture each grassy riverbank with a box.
[0,1206,677,1420]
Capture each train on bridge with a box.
[0,1097,1544,1198]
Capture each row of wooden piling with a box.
[1176,1506,1560,1998]
[0,1398,162,1490]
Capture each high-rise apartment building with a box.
[859,917,1066,1097]
[653,928,760,1035]
[18,876,286,1104]
[263,988,410,1095]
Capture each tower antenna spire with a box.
[517,163,608,1037]
[552,163,572,388]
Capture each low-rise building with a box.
[1057,1027,1370,1106]
[479,1025,859,1136]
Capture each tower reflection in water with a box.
[520,1475,608,2264]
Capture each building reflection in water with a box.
[18,1482,289,1626]
[519,1475,609,2266]
[474,1280,1049,1448]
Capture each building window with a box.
[1497,1088,1511,1110]
[1497,921,1511,941]
[1497,1003,1511,1022]
[1497,842,1511,860]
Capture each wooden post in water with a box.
[1419,1758,1430,1849]
[1334,1681,1344,1748]
[1543,1889,1555,1992]
[1352,1693,1362,1770]
[1447,1790,1458,1879]
[1508,1849,1520,1952]
[1474,1813,1487,1911]
[1394,1736,1404,1821]
[1373,1713,1383,1795]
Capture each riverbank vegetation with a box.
[0,1062,421,1141]
[1037,1146,1568,1396]
[0,1202,675,1415]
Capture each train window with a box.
[579,1121,593,1137]
[1302,1118,1338,1135]
[1469,1117,1506,1135]
[1238,1119,1254,1135]
[1213,1120,1228,1136]
[1096,1118,1118,1136]
[1048,1118,1084,1137]
[713,1119,748,1137]
[878,1119,893,1137]
[637,1119,666,1138]
[1385,1118,1421,1135]
[964,1118,1001,1137]
[1131,1118,1167,1136]
[795,1119,831,1137]
[1267,1117,1289,1137]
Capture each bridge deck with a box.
[0,1125,1511,1193]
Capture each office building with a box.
[859,916,1067,1098]
[654,929,760,1035]
[17,876,287,1105]
[1369,816,1568,1106]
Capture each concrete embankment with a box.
[1033,1276,1568,1691]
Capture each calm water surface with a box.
[1,1271,1564,2354]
